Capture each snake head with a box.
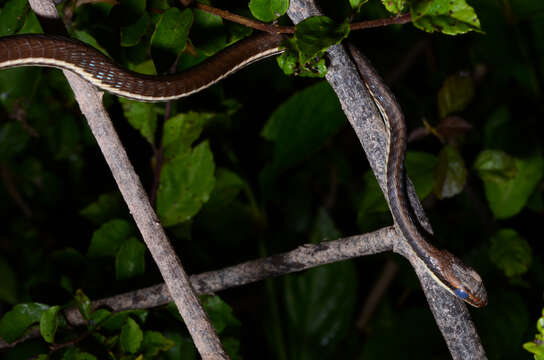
[439,250,488,307]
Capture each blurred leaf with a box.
[0,121,31,161]
[437,73,475,118]
[489,228,532,277]
[411,0,482,35]
[141,331,175,357]
[260,81,346,191]
[474,153,543,219]
[405,151,438,199]
[88,219,133,257]
[74,289,91,321]
[115,237,146,280]
[101,310,148,331]
[162,112,214,162]
[80,192,125,225]
[201,295,241,334]
[0,256,17,304]
[121,13,150,47]
[120,317,143,354]
[161,331,196,360]
[474,150,517,182]
[119,99,157,145]
[433,145,467,199]
[249,0,288,22]
[202,168,246,211]
[0,0,28,35]
[39,305,60,343]
[0,303,49,343]
[157,141,215,227]
[284,261,357,360]
[382,0,405,13]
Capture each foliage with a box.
[0,0,542,359]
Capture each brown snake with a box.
[0,33,487,307]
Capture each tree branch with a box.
[0,227,396,348]
[286,1,487,359]
[27,1,227,359]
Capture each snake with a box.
[0,32,487,307]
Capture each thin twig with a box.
[192,2,411,34]
[193,3,294,34]
[350,13,412,31]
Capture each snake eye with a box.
[454,288,469,299]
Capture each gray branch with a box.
[26,1,227,358]
[0,227,395,349]
[287,1,486,359]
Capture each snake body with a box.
[0,33,487,307]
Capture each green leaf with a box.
[87,219,133,257]
[72,31,109,57]
[474,153,544,219]
[201,295,241,334]
[0,256,17,304]
[411,0,482,35]
[405,151,438,199]
[202,168,246,211]
[120,317,143,354]
[249,0,289,22]
[39,305,61,343]
[157,141,215,227]
[276,37,327,78]
[0,121,31,162]
[101,310,148,331]
[382,0,405,14]
[433,145,467,199]
[260,81,346,191]
[89,309,111,328]
[118,99,157,145]
[474,150,517,182]
[284,261,357,359]
[437,73,475,118]
[0,303,49,343]
[162,111,214,162]
[151,8,193,70]
[190,8,226,56]
[0,0,28,35]
[80,192,125,225]
[141,331,175,357]
[161,331,196,360]
[294,16,350,65]
[489,229,532,278]
[121,13,150,47]
[115,237,146,280]
[74,289,92,321]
